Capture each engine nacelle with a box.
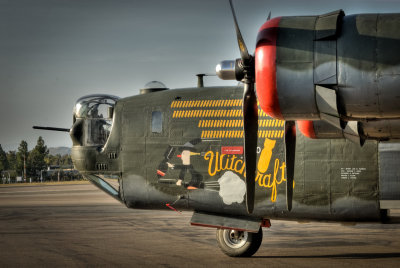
[256,11,400,121]
[298,119,400,142]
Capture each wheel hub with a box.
[222,229,248,249]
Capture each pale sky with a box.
[1,0,400,151]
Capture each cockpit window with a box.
[73,94,120,146]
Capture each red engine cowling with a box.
[256,11,400,122]
[255,17,282,119]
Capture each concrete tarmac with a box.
[0,183,399,267]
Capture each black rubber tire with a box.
[216,227,263,257]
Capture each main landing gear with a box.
[216,227,263,257]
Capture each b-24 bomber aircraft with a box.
[34,1,400,257]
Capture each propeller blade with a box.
[226,0,257,214]
[267,11,271,21]
[228,0,251,61]
[284,121,296,211]
[243,82,258,214]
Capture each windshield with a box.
[73,94,119,119]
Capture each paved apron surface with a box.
[0,184,399,267]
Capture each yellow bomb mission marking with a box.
[204,138,290,203]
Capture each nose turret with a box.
[70,94,119,173]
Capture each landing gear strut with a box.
[216,227,263,257]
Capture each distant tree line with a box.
[0,137,83,183]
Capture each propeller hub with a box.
[216,59,247,81]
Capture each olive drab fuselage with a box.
[70,86,399,223]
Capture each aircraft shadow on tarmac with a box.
[254,253,400,259]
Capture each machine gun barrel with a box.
[33,126,70,132]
